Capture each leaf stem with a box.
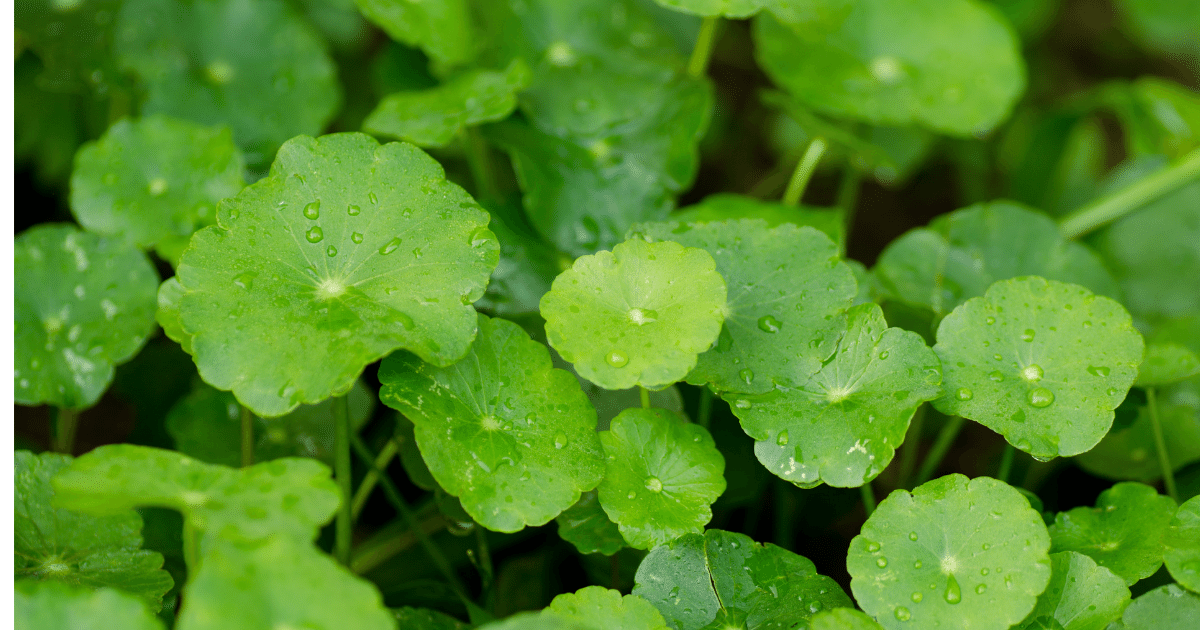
[836,166,863,253]
[896,404,926,489]
[639,386,651,409]
[52,407,79,455]
[1147,388,1179,502]
[182,518,199,572]
[783,138,828,206]
[1059,146,1200,239]
[860,481,877,516]
[996,443,1015,484]
[913,415,966,487]
[462,127,498,201]
[471,528,493,595]
[696,388,714,429]
[351,439,399,521]
[349,510,447,575]
[240,405,254,468]
[349,434,467,596]
[333,394,353,565]
[687,17,720,78]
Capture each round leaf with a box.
[1049,482,1177,585]
[671,194,845,248]
[651,0,767,18]
[1075,392,1200,482]
[175,133,498,417]
[629,219,856,395]
[632,528,852,630]
[848,474,1052,630]
[1014,551,1131,630]
[556,490,626,556]
[754,0,1025,136]
[394,607,468,630]
[548,586,669,630]
[1164,496,1200,592]
[932,276,1144,460]
[15,224,160,409]
[378,314,605,533]
[596,408,726,550]
[353,0,475,70]
[809,609,885,630]
[16,582,164,630]
[1137,342,1200,387]
[1120,584,1200,630]
[727,303,942,488]
[155,277,192,355]
[69,115,245,261]
[540,238,726,390]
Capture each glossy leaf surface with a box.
[1049,482,1177,584]
[1014,551,1130,630]
[15,582,164,630]
[1120,584,1200,630]
[547,586,670,630]
[1163,495,1200,593]
[556,491,625,556]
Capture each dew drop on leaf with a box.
[944,574,962,604]
[1021,329,1036,342]
[988,370,1005,382]
[368,192,378,204]
[351,232,363,244]
[739,368,754,385]
[877,557,888,568]
[303,200,320,220]
[644,476,662,492]
[956,388,973,401]
[894,607,911,621]
[757,315,782,333]
[233,270,257,289]
[975,584,987,594]
[1022,364,1043,381]
[326,246,337,257]
[909,531,918,541]
[305,226,323,243]
[776,430,789,446]
[554,432,568,449]
[1087,365,1110,377]
[379,237,401,255]
[911,592,923,603]
[867,542,881,552]
[1028,387,1055,408]
[347,204,360,216]
[605,350,629,368]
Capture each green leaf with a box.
[847,474,1052,630]
[1075,393,1200,482]
[379,314,605,532]
[1049,482,1177,585]
[632,528,852,630]
[596,408,725,550]
[1137,343,1200,387]
[1116,79,1200,159]
[1014,551,1131,630]
[808,609,885,630]
[556,490,626,556]
[395,607,469,630]
[754,0,1025,136]
[113,0,340,166]
[15,224,160,409]
[651,0,767,18]
[69,115,245,264]
[353,0,475,70]
[629,219,856,395]
[1164,496,1200,592]
[15,0,121,90]
[364,60,530,147]
[15,451,174,610]
[477,612,591,630]
[52,444,340,545]
[670,194,845,247]
[174,133,498,417]
[156,277,191,355]
[548,586,670,630]
[1120,584,1200,630]
[873,202,1119,318]
[540,238,726,390]
[393,412,438,492]
[1114,0,1200,60]
[165,379,375,468]
[15,582,165,630]
[179,536,394,630]
[474,207,565,317]
[932,276,1144,460]
[725,303,942,488]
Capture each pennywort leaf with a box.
[1120,584,1200,630]
[1049,482,1177,585]
[1014,551,1131,630]
[556,491,625,557]
[15,582,164,630]
[547,586,670,630]
[1163,495,1200,592]
[670,194,845,247]
[353,0,475,70]
[1137,342,1200,387]
[808,609,885,630]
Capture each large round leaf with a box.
[1137,343,1200,387]
[1049,482,1177,585]
[1164,496,1200,592]
[69,115,245,264]
[556,491,625,556]
[671,194,845,248]
[1120,584,1200,630]
[809,609,885,630]
[15,224,159,409]
[547,586,670,630]
[540,238,726,390]
[933,277,1144,460]
[15,582,164,630]
[379,314,605,533]
[847,474,1052,630]
[596,408,726,550]
[754,0,1025,135]
[629,219,856,395]
[1014,551,1131,630]
[174,133,498,417]
[727,303,942,488]
[632,528,852,630]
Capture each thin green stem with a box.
[462,127,498,201]
[52,407,79,455]
[1060,146,1200,239]
[240,405,254,468]
[350,434,467,596]
[782,138,828,206]
[182,518,199,572]
[860,481,877,517]
[687,17,720,78]
[472,528,493,594]
[333,394,353,565]
[914,415,966,487]
[351,439,399,521]
[836,166,863,253]
[640,386,651,409]
[1147,388,1178,502]
[349,510,447,575]
[696,388,714,429]
[896,404,926,489]
[996,443,1015,484]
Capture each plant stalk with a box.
[836,166,863,252]
[1146,388,1178,502]
[182,518,199,571]
[472,528,493,594]
[996,443,1015,483]
[351,439,399,521]
[687,17,720,78]
[349,511,447,576]
[860,481,877,516]
[52,407,79,455]
[913,415,966,487]
[783,138,828,206]
[333,394,353,565]
[462,127,498,201]
[639,386,651,409]
[240,405,254,468]
[896,404,926,489]
[696,388,714,429]
[1059,146,1200,239]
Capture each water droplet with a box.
[368,192,379,204]
[326,245,337,257]
[628,307,658,325]
[396,312,415,330]
[879,350,890,359]
[776,430,789,446]
[758,315,782,333]
[867,542,881,552]
[305,226,323,243]
[877,557,889,568]
[469,227,493,247]
[1087,365,1110,377]
[975,584,987,595]
[911,592,923,603]
[914,561,923,569]
[956,388,973,401]
[1022,364,1043,381]
[944,574,962,604]
[412,247,423,259]
[989,370,1005,382]
[627,491,636,499]
[808,601,822,614]
[605,351,629,368]
[379,237,401,255]
[985,317,996,325]
[233,271,257,289]
[303,200,320,219]
[554,433,568,449]
[1021,329,1036,342]
[351,232,363,244]
[645,476,663,492]
[909,532,919,541]
[347,204,360,216]
[1106,388,1118,396]
[894,607,911,621]
[739,369,755,385]
[1028,387,1055,408]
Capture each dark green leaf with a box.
[15,582,164,630]
[1049,482,1177,585]
[1120,584,1200,630]
[556,490,625,556]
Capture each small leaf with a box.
[596,408,726,550]
[476,612,591,630]
[632,528,852,630]
[630,219,856,395]
[69,115,245,263]
[15,0,120,90]
[556,490,625,557]
[379,314,605,533]
[1164,495,1200,592]
[353,0,476,70]
[15,582,164,630]
[727,303,942,488]
[651,0,768,18]
[670,193,845,247]
[1075,393,1200,482]
[52,444,340,545]
[548,586,669,630]
[15,451,174,610]
[808,609,885,630]
[1120,584,1200,630]
[1137,343,1200,387]
[474,206,565,317]
[847,474,1052,630]
[540,238,726,390]
[933,276,1144,460]
[155,277,192,355]
[1049,482,1177,585]
[395,607,469,630]
[1014,551,1131,630]
[175,133,498,417]
[15,224,160,409]
[365,60,530,147]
